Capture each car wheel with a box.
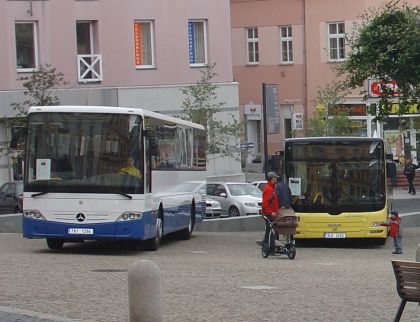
[144,212,163,251]
[228,206,240,217]
[46,238,64,250]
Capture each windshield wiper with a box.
[119,193,133,200]
[31,192,48,197]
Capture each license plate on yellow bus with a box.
[324,232,346,238]
[68,228,94,235]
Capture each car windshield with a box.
[226,184,262,196]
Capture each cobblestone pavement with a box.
[0,230,419,322]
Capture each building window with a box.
[247,27,259,64]
[15,22,38,72]
[328,22,345,61]
[134,21,155,68]
[280,26,293,64]
[188,20,207,66]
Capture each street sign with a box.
[368,80,399,97]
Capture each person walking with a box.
[403,157,419,195]
[381,210,403,254]
[275,174,292,209]
[261,172,279,248]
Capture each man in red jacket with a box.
[262,172,279,247]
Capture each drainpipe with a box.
[302,0,308,129]
[29,0,33,16]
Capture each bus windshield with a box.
[25,112,144,195]
[285,139,386,214]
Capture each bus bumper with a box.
[22,216,155,241]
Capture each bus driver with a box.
[119,157,141,178]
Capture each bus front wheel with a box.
[47,238,64,250]
[144,215,162,251]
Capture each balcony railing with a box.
[77,54,103,83]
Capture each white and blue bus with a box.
[22,106,207,250]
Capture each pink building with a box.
[0,0,241,182]
[231,0,420,172]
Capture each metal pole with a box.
[262,83,268,179]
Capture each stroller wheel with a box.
[286,245,296,260]
[261,244,270,258]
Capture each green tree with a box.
[11,64,67,120]
[4,64,67,154]
[339,1,420,120]
[306,80,356,136]
[180,64,242,160]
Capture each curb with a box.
[2,212,420,234]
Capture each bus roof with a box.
[28,105,205,130]
[285,137,384,144]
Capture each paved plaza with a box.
[0,227,419,322]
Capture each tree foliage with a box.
[179,64,242,160]
[339,1,420,120]
[306,80,357,136]
[11,64,67,122]
[3,64,67,156]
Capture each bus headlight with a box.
[23,210,45,220]
[117,212,143,221]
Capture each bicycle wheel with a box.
[286,244,296,260]
[261,244,270,258]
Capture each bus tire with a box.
[144,211,163,251]
[47,238,64,250]
[180,202,195,240]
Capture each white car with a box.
[251,180,266,191]
[205,198,222,218]
[206,182,262,217]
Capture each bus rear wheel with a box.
[144,215,162,251]
[180,203,195,240]
[47,238,64,250]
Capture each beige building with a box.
[230,0,419,172]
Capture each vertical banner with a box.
[264,84,280,134]
[134,23,142,65]
[188,22,195,64]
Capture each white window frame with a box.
[188,20,208,67]
[328,22,346,61]
[134,20,155,69]
[246,27,259,65]
[15,21,39,73]
[280,26,293,64]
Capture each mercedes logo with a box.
[76,213,85,222]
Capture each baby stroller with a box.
[259,215,298,259]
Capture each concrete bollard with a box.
[416,244,420,262]
[128,260,163,322]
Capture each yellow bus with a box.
[284,137,391,244]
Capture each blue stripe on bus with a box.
[22,211,156,241]
[22,202,205,241]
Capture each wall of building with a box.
[0,0,242,182]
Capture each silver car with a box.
[206,182,262,217]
